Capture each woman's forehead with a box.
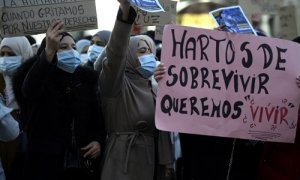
[137,40,149,48]
[1,46,14,52]
[60,36,75,44]
[92,36,101,41]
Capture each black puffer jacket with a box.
[13,51,105,154]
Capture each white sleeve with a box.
[0,101,19,142]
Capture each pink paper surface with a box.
[155,24,300,143]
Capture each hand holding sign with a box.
[118,0,131,20]
[154,63,166,82]
[119,0,131,10]
[296,75,300,88]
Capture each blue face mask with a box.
[137,53,157,79]
[57,49,81,73]
[87,45,104,63]
[0,56,22,76]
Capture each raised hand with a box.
[118,0,131,20]
[118,0,130,7]
[214,24,226,31]
[45,21,65,63]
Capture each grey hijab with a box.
[94,30,112,46]
[126,35,156,75]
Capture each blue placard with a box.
[209,6,257,36]
[128,0,164,12]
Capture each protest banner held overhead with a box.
[0,0,97,36]
[155,24,300,143]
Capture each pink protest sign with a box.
[155,24,300,143]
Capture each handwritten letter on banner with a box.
[134,0,177,26]
[0,0,97,36]
[155,24,300,143]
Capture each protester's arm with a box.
[94,47,106,74]
[82,82,106,159]
[0,101,19,141]
[44,21,65,63]
[22,21,64,100]
[99,0,136,97]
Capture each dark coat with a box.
[180,134,263,180]
[258,110,300,180]
[180,134,232,180]
[15,51,105,155]
[83,60,94,70]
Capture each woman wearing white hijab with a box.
[0,36,33,108]
[76,39,91,64]
[0,36,33,180]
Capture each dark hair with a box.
[37,38,46,56]
[25,35,37,45]
[60,32,74,41]
[293,36,300,44]
[36,32,74,56]
[142,30,162,45]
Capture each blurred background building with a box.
[175,0,300,39]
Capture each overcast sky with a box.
[96,0,119,31]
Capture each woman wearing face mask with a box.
[99,1,174,180]
[18,21,105,180]
[76,39,90,64]
[0,37,33,108]
[0,36,33,180]
[85,30,111,69]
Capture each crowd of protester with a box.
[0,0,299,180]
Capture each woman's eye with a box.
[138,47,147,53]
[96,42,104,46]
[60,46,68,50]
[7,52,15,56]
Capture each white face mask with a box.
[79,53,89,64]
[87,45,104,63]
[0,56,22,76]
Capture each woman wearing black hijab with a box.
[13,21,105,180]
